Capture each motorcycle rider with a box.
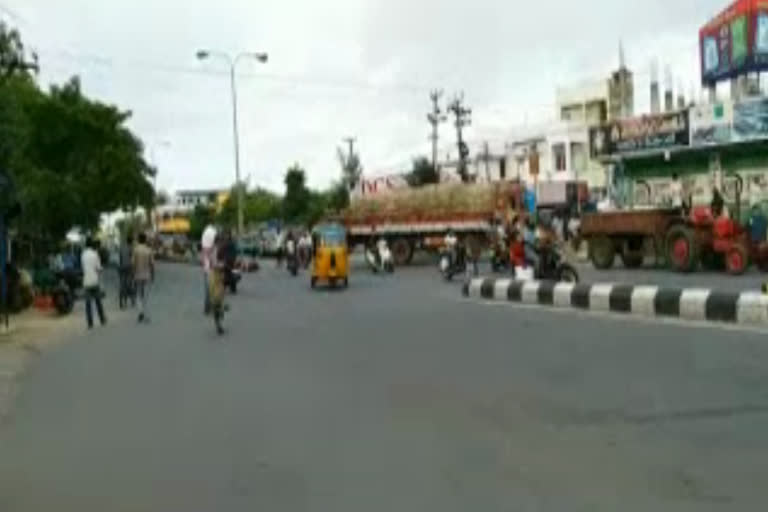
[444,229,464,268]
[376,236,390,270]
[523,218,540,272]
[285,231,298,272]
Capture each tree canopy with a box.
[0,22,154,242]
[407,156,439,187]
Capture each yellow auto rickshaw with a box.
[311,223,349,289]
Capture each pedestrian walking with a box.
[82,237,107,329]
[132,233,155,323]
[118,234,135,309]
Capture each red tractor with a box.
[666,206,768,275]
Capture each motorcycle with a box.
[366,242,394,274]
[286,243,299,277]
[298,245,312,269]
[531,243,580,283]
[439,246,467,281]
[490,241,511,273]
[223,265,242,294]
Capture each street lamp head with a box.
[196,50,210,60]
[252,52,268,63]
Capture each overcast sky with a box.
[2,0,726,193]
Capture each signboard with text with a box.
[589,111,690,158]
[690,100,734,146]
[350,174,409,200]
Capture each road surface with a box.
[1,262,767,511]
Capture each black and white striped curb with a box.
[462,278,768,326]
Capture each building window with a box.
[570,142,587,174]
[552,144,567,172]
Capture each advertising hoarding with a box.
[700,0,768,84]
[690,100,734,146]
[690,97,768,146]
[733,95,768,140]
[589,111,690,158]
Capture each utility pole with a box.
[447,93,472,182]
[427,89,447,173]
[481,141,491,182]
[343,137,356,160]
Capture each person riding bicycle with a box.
[208,234,228,335]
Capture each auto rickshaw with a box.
[311,223,349,289]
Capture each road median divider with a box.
[462,277,768,327]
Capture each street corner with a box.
[462,276,768,330]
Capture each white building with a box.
[506,121,605,191]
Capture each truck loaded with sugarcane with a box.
[341,181,524,266]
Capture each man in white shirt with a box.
[669,173,683,209]
[201,224,217,314]
[81,238,106,329]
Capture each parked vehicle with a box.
[580,206,768,275]
[342,181,524,266]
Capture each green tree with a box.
[283,164,310,223]
[189,204,215,243]
[0,23,154,242]
[218,185,282,229]
[245,187,281,224]
[326,181,350,212]
[0,21,37,78]
[407,156,439,187]
[155,190,170,206]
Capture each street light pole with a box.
[228,62,244,237]
[196,49,268,237]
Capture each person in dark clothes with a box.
[711,187,725,218]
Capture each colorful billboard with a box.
[700,0,768,84]
[589,111,690,158]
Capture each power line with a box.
[33,47,431,94]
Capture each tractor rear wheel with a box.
[589,236,615,270]
[725,244,748,275]
[666,226,699,273]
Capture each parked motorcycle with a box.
[52,282,74,315]
[439,246,467,281]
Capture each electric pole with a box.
[427,89,447,173]
[481,141,491,182]
[343,137,356,160]
[448,93,472,182]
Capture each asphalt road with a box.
[1,261,768,511]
